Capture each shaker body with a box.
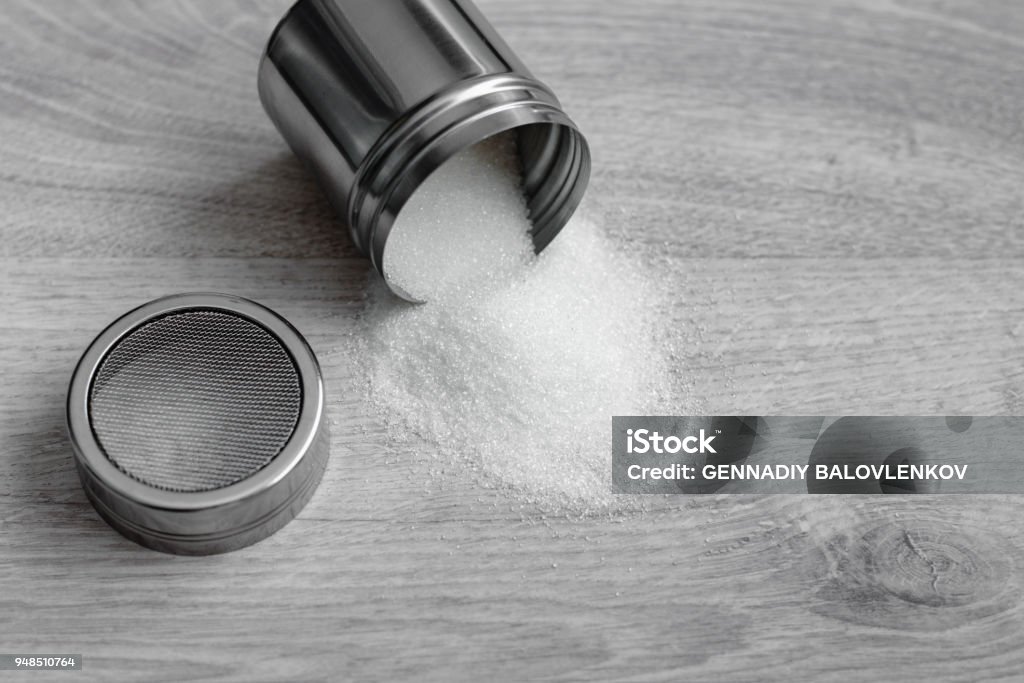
[258,0,590,298]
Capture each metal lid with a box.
[67,293,329,555]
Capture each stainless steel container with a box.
[67,294,329,555]
[258,0,591,300]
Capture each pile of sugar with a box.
[355,132,683,512]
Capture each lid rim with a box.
[67,293,329,554]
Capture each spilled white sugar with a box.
[356,132,684,513]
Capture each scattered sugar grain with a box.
[355,133,691,513]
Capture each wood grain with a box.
[2,0,1024,680]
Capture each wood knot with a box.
[813,520,1015,630]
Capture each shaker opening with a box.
[381,130,532,303]
[378,121,590,303]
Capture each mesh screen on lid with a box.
[89,309,302,493]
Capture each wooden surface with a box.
[2,0,1024,680]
